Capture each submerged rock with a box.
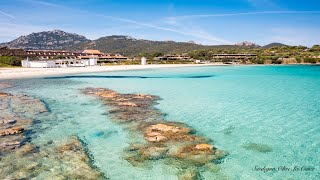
[242,143,273,153]
[0,137,106,180]
[223,125,235,135]
[124,144,169,163]
[0,119,16,124]
[0,83,13,89]
[146,123,190,134]
[16,143,36,156]
[83,88,226,177]
[118,102,138,107]
[0,92,11,97]
[82,88,162,123]
[0,141,21,151]
[0,92,48,155]
[173,144,225,165]
[178,168,201,180]
[144,123,207,144]
[195,144,213,151]
[0,91,107,179]
[204,163,221,173]
[0,127,24,136]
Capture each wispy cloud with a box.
[95,15,231,44]
[24,0,63,8]
[0,22,51,40]
[0,10,15,19]
[168,10,320,20]
[20,0,232,44]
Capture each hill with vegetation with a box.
[263,42,288,49]
[68,35,240,57]
[1,30,319,65]
[187,44,320,64]
[0,30,89,50]
[0,30,240,56]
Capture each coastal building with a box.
[78,50,128,61]
[24,49,128,61]
[77,55,100,60]
[211,54,257,60]
[99,54,128,61]
[0,47,127,67]
[155,54,191,61]
[141,57,147,65]
[195,60,202,64]
[153,54,256,62]
[21,59,56,68]
[26,50,78,59]
[82,49,103,56]
[21,57,98,68]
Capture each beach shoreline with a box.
[0,64,226,80]
[1,63,317,80]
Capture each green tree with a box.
[0,56,21,66]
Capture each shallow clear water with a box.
[2,65,320,179]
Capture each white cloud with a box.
[0,23,42,36]
[0,10,15,19]
[0,22,53,42]
[23,0,63,8]
[18,0,232,44]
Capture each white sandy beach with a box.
[0,64,225,80]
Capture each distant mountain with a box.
[235,41,260,48]
[68,35,219,56]
[2,30,283,56]
[263,42,289,49]
[0,30,89,50]
[187,40,197,44]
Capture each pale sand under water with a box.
[0,64,226,80]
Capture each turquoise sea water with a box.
[2,65,320,179]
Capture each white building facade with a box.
[21,58,98,68]
[141,57,147,65]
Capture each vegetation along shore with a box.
[0,30,319,68]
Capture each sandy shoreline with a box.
[0,64,225,80]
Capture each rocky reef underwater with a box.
[0,83,106,179]
[0,82,227,179]
[82,88,228,179]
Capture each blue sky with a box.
[0,0,319,46]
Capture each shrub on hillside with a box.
[0,56,21,66]
[303,58,319,64]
